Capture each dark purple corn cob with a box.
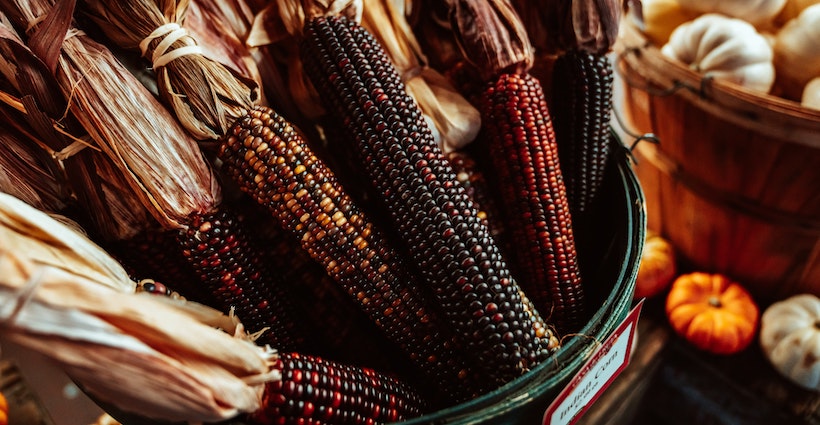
[551,50,614,218]
[176,208,303,349]
[251,352,426,425]
[218,106,484,402]
[300,15,558,387]
[479,73,585,334]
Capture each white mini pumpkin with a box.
[774,4,820,99]
[676,0,787,26]
[802,77,820,110]
[661,14,776,93]
[760,294,820,391]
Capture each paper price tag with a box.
[543,300,644,425]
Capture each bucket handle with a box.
[611,105,659,167]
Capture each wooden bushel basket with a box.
[615,22,820,301]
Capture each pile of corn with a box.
[0,0,620,423]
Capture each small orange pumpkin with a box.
[0,391,7,425]
[666,272,759,355]
[634,230,677,299]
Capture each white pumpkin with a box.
[802,77,820,110]
[774,4,820,99]
[661,14,776,93]
[676,0,787,26]
[760,294,820,391]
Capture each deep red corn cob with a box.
[550,50,614,217]
[479,73,585,334]
[251,352,426,425]
[300,15,558,387]
[218,106,485,403]
[176,208,303,349]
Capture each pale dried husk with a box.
[362,0,480,152]
[0,192,275,422]
[445,0,534,80]
[0,192,133,292]
[81,0,257,139]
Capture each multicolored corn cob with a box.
[251,352,426,424]
[550,50,614,217]
[237,198,410,374]
[176,208,303,349]
[300,15,558,387]
[218,106,484,402]
[479,72,585,334]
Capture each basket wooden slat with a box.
[616,22,820,301]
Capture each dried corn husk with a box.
[0,10,116,222]
[0,36,163,242]
[511,0,622,55]
[1,0,221,230]
[186,0,264,104]
[80,0,257,140]
[192,0,307,127]
[0,114,67,212]
[0,192,275,422]
[408,0,466,72]
[445,0,534,80]
[249,0,362,43]
[245,0,361,122]
[362,0,480,152]
[0,192,133,292]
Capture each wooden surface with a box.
[577,297,820,425]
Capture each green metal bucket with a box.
[394,141,646,425]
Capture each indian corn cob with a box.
[550,50,614,217]
[175,207,304,348]
[300,15,559,387]
[237,198,408,373]
[478,73,585,334]
[442,0,586,334]
[219,105,486,403]
[253,352,428,424]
